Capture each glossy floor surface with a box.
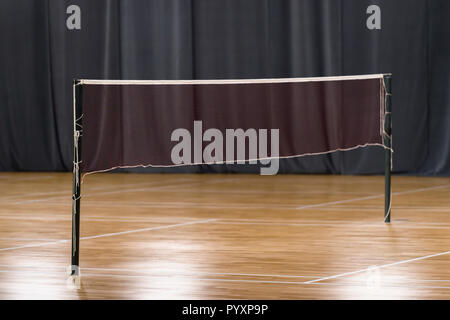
[0,172,449,299]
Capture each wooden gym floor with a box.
[0,172,449,299]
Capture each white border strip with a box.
[78,74,387,85]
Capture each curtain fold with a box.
[0,0,448,175]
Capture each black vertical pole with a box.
[383,75,392,223]
[71,80,82,276]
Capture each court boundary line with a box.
[70,273,450,289]
[0,267,450,290]
[14,177,242,204]
[1,176,201,202]
[5,214,450,226]
[305,249,450,284]
[296,183,450,210]
[12,183,450,212]
[0,237,63,242]
[4,215,450,230]
[212,221,450,230]
[3,264,450,283]
[13,178,199,204]
[0,265,323,279]
[0,218,216,252]
[5,268,450,291]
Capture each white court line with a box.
[70,201,298,209]
[80,268,320,279]
[0,215,71,221]
[14,177,239,204]
[305,249,450,284]
[13,182,450,210]
[0,218,215,252]
[26,200,450,212]
[296,194,384,209]
[219,217,450,227]
[0,179,184,202]
[0,214,396,225]
[212,221,450,230]
[296,183,450,210]
[0,239,70,252]
[78,274,450,289]
[75,272,325,285]
[0,175,55,182]
[305,280,450,290]
[50,182,450,210]
[0,237,63,241]
[13,178,197,204]
[0,269,449,291]
[80,218,216,240]
[76,274,450,289]
[308,207,450,213]
[0,214,203,224]
[153,188,378,196]
[0,265,321,279]
[0,177,191,202]
[16,199,301,210]
[2,263,450,284]
[0,269,326,285]
[64,272,450,289]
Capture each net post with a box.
[383,74,392,223]
[71,79,82,277]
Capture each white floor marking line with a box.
[13,178,197,204]
[295,194,386,210]
[0,269,449,290]
[18,200,302,210]
[0,237,63,241]
[296,183,450,210]
[0,219,215,252]
[304,249,450,284]
[0,175,55,182]
[3,214,450,228]
[13,177,237,204]
[0,269,321,285]
[0,265,322,279]
[215,218,450,226]
[77,273,319,285]
[0,215,71,221]
[1,191,71,201]
[79,218,216,240]
[0,239,70,252]
[14,183,450,210]
[77,201,298,209]
[0,214,203,224]
[156,188,379,196]
[213,221,450,230]
[1,178,186,202]
[4,263,450,284]
[55,272,450,289]
[305,281,450,290]
[306,207,450,212]
[392,183,450,195]
[80,267,322,279]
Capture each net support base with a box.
[70,265,80,276]
[66,265,81,290]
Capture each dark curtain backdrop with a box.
[0,0,449,175]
